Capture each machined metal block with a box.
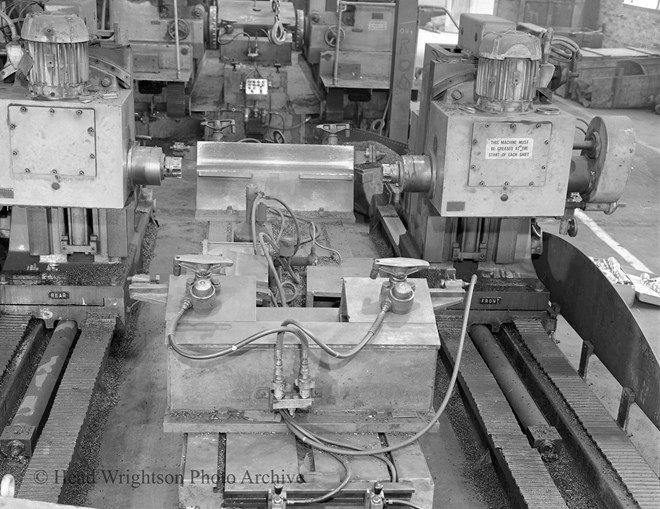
[426,103,574,217]
[0,89,134,209]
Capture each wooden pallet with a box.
[179,432,433,508]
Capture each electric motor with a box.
[475,31,541,113]
[21,13,90,99]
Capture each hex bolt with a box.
[52,182,60,190]
[9,124,15,130]
[19,106,27,113]
[51,169,57,174]
[78,170,85,175]
[24,168,30,173]
[76,110,83,115]
[49,108,55,114]
[536,123,541,128]
[472,139,478,145]
[101,78,112,87]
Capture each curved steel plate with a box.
[533,232,660,430]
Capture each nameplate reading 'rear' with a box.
[49,291,70,300]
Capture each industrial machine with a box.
[0,10,174,491]
[194,0,318,143]
[1,6,659,509]
[378,14,633,269]
[108,0,208,116]
[304,0,396,126]
[0,12,169,273]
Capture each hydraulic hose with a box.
[386,500,424,508]
[279,274,477,456]
[279,307,389,360]
[168,294,391,361]
[0,10,19,40]
[287,452,351,505]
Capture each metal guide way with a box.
[438,316,568,509]
[19,317,116,502]
[512,318,660,509]
[0,314,31,374]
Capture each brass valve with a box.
[370,258,429,314]
[173,255,234,311]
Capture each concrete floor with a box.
[82,98,660,508]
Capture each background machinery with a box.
[0,5,658,509]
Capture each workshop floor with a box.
[83,99,660,508]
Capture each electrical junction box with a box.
[426,102,575,218]
[457,14,516,55]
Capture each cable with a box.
[259,232,288,307]
[263,196,301,256]
[218,31,252,46]
[434,7,459,30]
[284,416,397,482]
[280,274,477,456]
[287,452,351,505]
[167,300,297,361]
[268,207,286,244]
[238,137,262,143]
[576,117,590,128]
[386,500,424,508]
[0,10,18,40]
[279,307,389,360]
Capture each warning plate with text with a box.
[485,138,534,159]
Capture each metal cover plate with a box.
[9,105,97,176]
[469,121,551,187]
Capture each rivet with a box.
[87,127,95,135]
[24,168,30,173]
[89,154,95,159]
[76,110,83,115]
[500,193,509,201]
[51,169,58,174]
